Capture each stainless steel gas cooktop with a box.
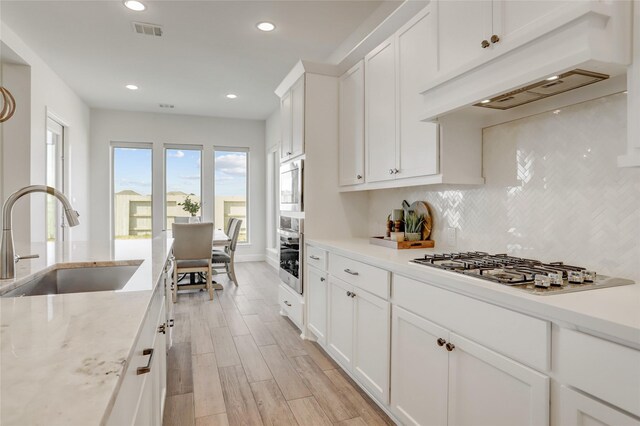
[409,252,634,295]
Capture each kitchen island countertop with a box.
[307,238,640,348]
[0,236,173,426]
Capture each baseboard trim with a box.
[266,255,279,270]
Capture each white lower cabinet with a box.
[107,283,168,426]
[327,277,354,367]
[390,305,549,426]
[327,275,391,403]
[353,287,390,404]
[559,386,640,426]
[307,266,328,344]
[447,333,549,426]
[391,306,449,426]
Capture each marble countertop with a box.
[307,238,640,348]
[0,236,173,426]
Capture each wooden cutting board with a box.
[407,201,433,240]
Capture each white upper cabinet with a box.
[492,1,572,48]
[364,37,397,183]
[280,75,305,161]
[338,61,365,186]
[397,6,439,179]
[436,0,492,75]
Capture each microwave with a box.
[280,159,303,212]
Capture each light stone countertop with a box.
[307,238,640,348]
[0,236,173,426]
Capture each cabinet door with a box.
[396,5,439,179]
[280,90,292,160]
[307,266,328,345]
[327,277,354,368]
[559,386,640,426]
[436,0,492,75]
[164,262,174,349]
[365,37,397,183]
[492,1,573,49]
[391,306,449,426]
[155,299,168,424]
[339,61,365,186]
[290,75,305,158]
[448,333,549,426]
[352,288,390,404]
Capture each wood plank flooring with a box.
[163,262,394,426]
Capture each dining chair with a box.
[211,218,242,286]
[171,222,214,302]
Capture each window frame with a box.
[110,142,154,239]
[213,146,250,245]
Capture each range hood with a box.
[473,69,609,110]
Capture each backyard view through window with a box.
[113,146,153,239]
[215,150,248,243]
[166,148,202,229]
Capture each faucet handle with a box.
[15,254,40,263]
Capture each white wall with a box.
[0,23,91,242]
[89,109,266,260]
[368,93,640,282]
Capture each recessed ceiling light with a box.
[226,94,238,99]
[125,84,139,90]
[256,22,275,32]
[480,99,491,104]
[546,75,559,81]
[124,0,146,11]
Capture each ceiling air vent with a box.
[159,104,174,109]
[474,69,609,110]
[132,22,163,37]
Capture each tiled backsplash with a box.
[368,93,640,281]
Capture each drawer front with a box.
[279,284,303,328]
[306,245,327,271]
[394,274,550,372]
[329,253,390,299]
[556,328,640,417]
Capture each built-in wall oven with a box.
[280,159,303,212]
[278,216,303,294]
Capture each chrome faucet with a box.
[1,185,80,279]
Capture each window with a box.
[112,145,153,239]
[165,146,202,228]
[214,149,248,243]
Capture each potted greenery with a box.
[404,211,424,241]
[178,194,200,223]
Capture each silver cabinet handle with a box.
[320,277,326,282]
[356,174,362,180]
[344,269,359,276]
[389,169,394,175]
[284,301,292,307]
[137,348,154,375]
[309,255,320,260]
[346,291,352,297]
[286,151,292,156]
[158,323,167,334]
[393,168,399,174]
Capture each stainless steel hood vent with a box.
[473,69,609,110]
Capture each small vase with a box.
[188,216,201,223]
[405,232,422,241]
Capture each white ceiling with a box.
[1,0,397,119]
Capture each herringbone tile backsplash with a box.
[368,93,640,281]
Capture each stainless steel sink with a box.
[2,262,142,297]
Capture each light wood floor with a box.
[163,262,395,426]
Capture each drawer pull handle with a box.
[284,301,292,307]
[169,319,175,327]
[445,342,455,352]
[158,323,167,334]
[344,269,359,276]
[481,39,490,48]
[491,34,500,44]
[320,277,326,282]
[310,255,320,260]
[137,348,154,375]
[437,338,446,347]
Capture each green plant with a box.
[404,211,424,234]
[178,194,200,216]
